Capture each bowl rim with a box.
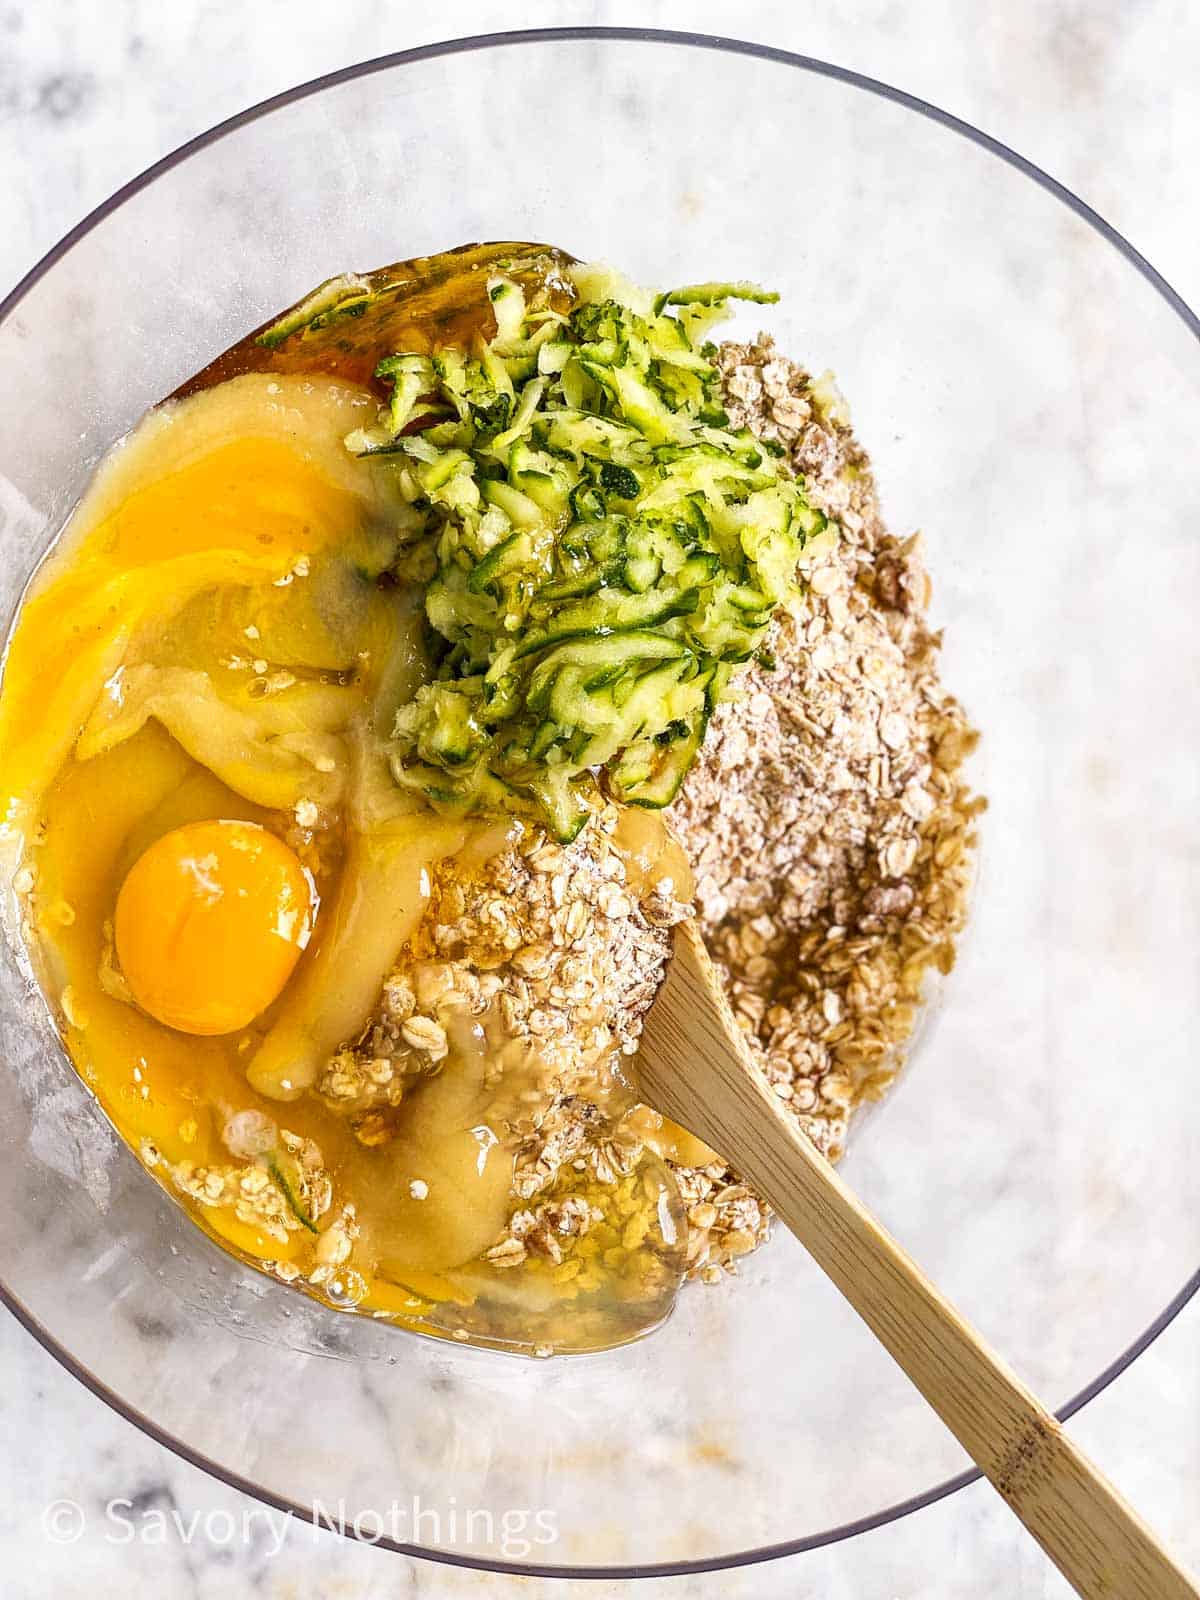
[2,24,1198,1581]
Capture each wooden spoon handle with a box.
[637,923,1198,1600]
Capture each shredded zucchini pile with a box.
[348,266,829,841]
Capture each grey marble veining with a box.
[1,3,1198,1598]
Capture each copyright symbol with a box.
[42,1498,85,1544]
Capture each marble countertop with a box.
[1,3,1198,1596]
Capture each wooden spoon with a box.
[637,921,1198,1600]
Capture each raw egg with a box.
[114,819,315,1035]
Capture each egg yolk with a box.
[114,820,315,1036]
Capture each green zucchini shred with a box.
[350,264,832,839]
[256,272,374,349]
[266,1156,319,1235]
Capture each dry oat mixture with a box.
[301,337,981,1299]
[664,337,983,1278]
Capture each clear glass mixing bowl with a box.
[1,28,1197,1580]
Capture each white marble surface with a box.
[1,2,1199,1596]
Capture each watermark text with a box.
[41,1494,559,1560]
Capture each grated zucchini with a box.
[255,272,374,350]
[349,265,832,839]
[267,1155,318,1234]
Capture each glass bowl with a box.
[1,28,1198,1580]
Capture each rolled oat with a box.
[666,336,983,1277]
